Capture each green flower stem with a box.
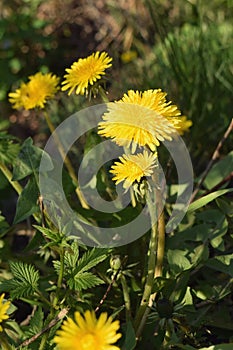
[134,191,157,331]
[123,147,137,207]
[53,247,65,308]
[43,111,89,209]
[35,290,53,308]
[135,209,165,339]
[120,274,131,320]
[136,190,165,339]
[98,86,110,103]
[0,163,22,195]
[39,248,65,350]
[154,210,165,279]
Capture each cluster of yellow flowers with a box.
[8,51,192,192]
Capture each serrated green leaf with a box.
[73,248,109,275]
[10,261,39,284]
[188,189,233,213]
[12,137,53,181]
[33,225,65,245]
[13,176,39,224]
[69,271,104,291]
[0,261,40,298]
[0,136,20,164]
[64,241,79,269]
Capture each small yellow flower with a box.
[0,294,10,332]
[110,150,157,189]
[173,116,192,135]
[98,89,179,152]
[53,310,121,350]
[121,50,137,63]
[8,72,59,110]
[61,52,112,96]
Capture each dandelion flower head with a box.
[0,294,10,332]
[61,51,112,96]
[98,89,180,152]
[8,72,59,110]
[173,116,192,135]
[110,150,157,189]
[53,310,121,350]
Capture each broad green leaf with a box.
[168,209,228,251]
[12,137,53,181]
[13,176,39,224]
[216,197,233,217]
[167,249,192,275]
[204,151,233,190]
[188,189,233,213]
[205,254,233,276]
[121,319,136,350]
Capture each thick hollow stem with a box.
[135,191,165,339]
[134,191,157,330]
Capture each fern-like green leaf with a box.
[73,248,109,275]
[0,261,39,298]
[64,241,79,269]
[68,272,104,291]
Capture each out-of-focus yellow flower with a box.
[98,89,179,152]
[110,150,157,189]
[0,294,10,332]
[8,72,59,110]
[61,52,112,96]
[172,116,192,135]
[53,310,121,350]
[121,50,137,63]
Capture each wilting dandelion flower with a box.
[8,72,59,110]
[61,52,112,96]
[98,89,180,152]
[53,310,121,350]
[110,150,157,190]
[0,294,10,332]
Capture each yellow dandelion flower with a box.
[121,50,137,64]
[8,72,59,110]
[0,294,10,332]
[110,150,157,189]
[171,116,192,135]
[98,89,179,152]
[61,51,112,96]
[53,310,121,350]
